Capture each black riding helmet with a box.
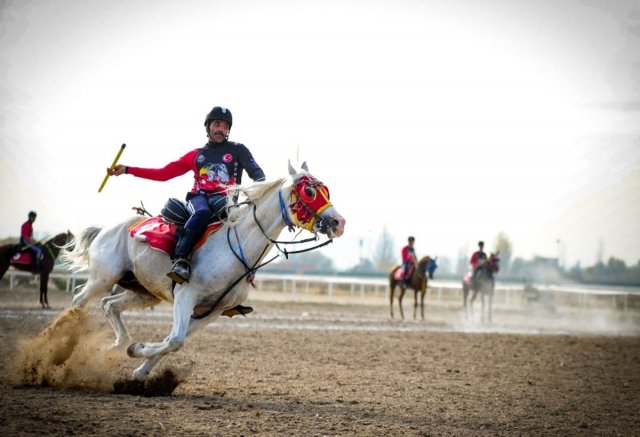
[28,211,37,218]
[204,106,233,129]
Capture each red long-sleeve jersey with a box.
[127,140,265,195]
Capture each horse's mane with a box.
[223,177,288,226]
[49,231,72,247]
[418,255,432,265]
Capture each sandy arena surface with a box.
[1,285,639,436]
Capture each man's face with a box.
[208,120,230,143]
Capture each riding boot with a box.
[31,250,41,274]
[167,228,202,284]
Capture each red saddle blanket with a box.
[463,271,473,285]
[128,216,224,255]
[11,251,32,266]
[393,264,415,281]
[393,268,404,282]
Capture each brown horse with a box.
[0,231,74,308]
[389,256,438,320]
[462,252,500,322]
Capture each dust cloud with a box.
[9,306,190,395]
[10,307,128,391]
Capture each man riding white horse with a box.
[469,240,488,290]
[107,106,266,284]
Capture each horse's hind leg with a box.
[101,288,161,348]
[389,284,395,319]
[72,273,120,307]
[398,288,406,320]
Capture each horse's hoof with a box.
[133,364,149,381]
[111,339,129,350]
[132,367,149,381]
[127,343,141,358]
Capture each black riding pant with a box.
[184,192,227,233]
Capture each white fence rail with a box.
[3,269,638,311]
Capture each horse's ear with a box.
[288,160,296,176]
[301,161,309,172]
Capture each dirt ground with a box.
[1,286,639,436]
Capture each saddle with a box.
[128,198,223,255]
[127,198,251,319]
[11,245,42,269]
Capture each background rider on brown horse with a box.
[401,236,417,285]
[20,211,43,272]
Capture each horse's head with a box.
[427,256,438,279]
[285,161,345,239]
[420,256,438,279]
[49,230,74,248]
[489,252,500,273]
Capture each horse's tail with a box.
[60,226,102,271]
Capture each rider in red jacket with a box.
[108,106,265,283]
[401,236,417,284]
[469,240,487,286]
[20,211,43,271]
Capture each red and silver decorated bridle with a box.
[282,174,333,233]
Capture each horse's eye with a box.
[304,186,316,197]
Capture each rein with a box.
[191,181,333,320]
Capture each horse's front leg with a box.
[127,288,198,380]
[132,307,220,380]
[413,289,418,320]
[39,272,49,309]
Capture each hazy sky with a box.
[1,0,639,271]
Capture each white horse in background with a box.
[63,162,345,380]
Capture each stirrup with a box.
[167,258,191,284]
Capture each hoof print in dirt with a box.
[113,369,182,396]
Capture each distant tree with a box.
[607,257,626,275]
[266,250,335,274]
[455,246,469,277]
[434,256,452,276]
[493,232,513,272]
[568,261,583,281]
[372,225,396,272]
[344,257,379,275]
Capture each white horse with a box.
[64,162,345,380]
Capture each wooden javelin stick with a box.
[98,143,126,193]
